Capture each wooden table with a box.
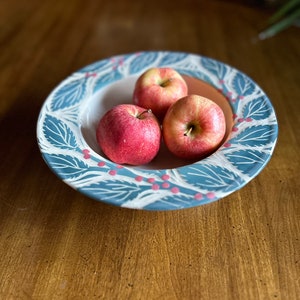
[1,0,299,298]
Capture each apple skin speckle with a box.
[162,95,226,160]
[133,67,188,121]
[96,104,161,166]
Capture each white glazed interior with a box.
[80,75,233,170]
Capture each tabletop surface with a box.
[1,0,299,299]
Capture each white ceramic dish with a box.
[37,51,278,210]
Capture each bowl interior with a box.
[80,75,233,169]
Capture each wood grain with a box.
[0,0,299,299]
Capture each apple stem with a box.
[160,78,173,87]
[137,109,152,119]
[184,126,194,136]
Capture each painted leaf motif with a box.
[143,194,192,210]
[93,70,123,91]
[225,150,269,175]
[232,73,255,96]
[79,58,111,73]
[81,181,140,203]
[182,165,242,192]
[243,97,272,120]
[201,57,228,79]
[45,154,89,178]
[51,78,86,111]
[43,115,77,149]
[129,52,159,74]
[159,52,188,66]
[179,69,213,85]
[230,125,275,147]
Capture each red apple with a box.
[96,104,161,165]
[133,67,188,121]
[162,95,226,160]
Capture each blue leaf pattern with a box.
[201,57,228,79]
[159,52,188,66]
[45,154,89,178]
[51,78,87,111]
[79,58,111,73]
[93,69,122,92]
[182,165,242,191]
[243,97,272,120]
[81,181,140,204]
[43,115,77,149]
[230,125,276,147]
[143,193,193,210]
[225,150,268,175]
[232,73,255,96]
[129,52,159,74]
[178,69,213,85]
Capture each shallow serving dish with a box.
[37,51,278,210]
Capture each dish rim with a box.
[36,50,278,210]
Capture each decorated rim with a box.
[36,51,278,210]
